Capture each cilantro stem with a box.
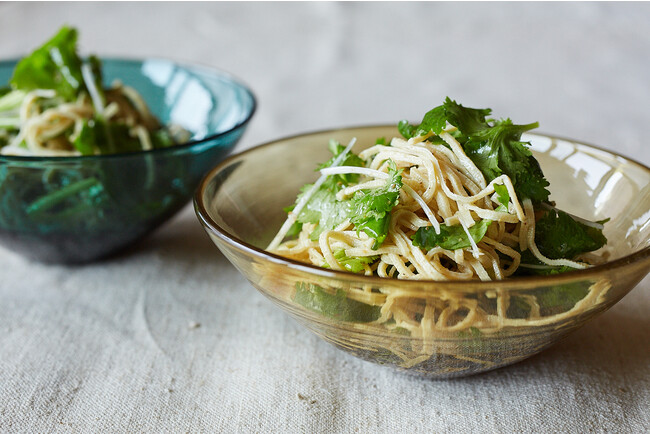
[26,176,102,215]
[0,90,25,112]
[0,117,21,128]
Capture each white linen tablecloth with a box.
[0,3,648,433]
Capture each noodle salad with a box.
[0,26,193,240]
[268,98,608,281]
[0,26,188,157]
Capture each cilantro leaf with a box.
[397,120,416,139]
[293,282,381,323]
[512,209,607,275]
[11,26,85,101]
[531,282,590,315]
[412,219,491,250]
[493,183,510,211]
[353,215,391,249]
[285,221,303,238]
[293,178,352,240]
[462,118,548,202]
[72,120,99,155]
[349,163,403,248]
[291,146,403,248]
[398,105,447,139]
[289,143,363,240]
[533,209,607,260]
[441,98,492,135]
[329,249,378,273]
[398,97,550,203]
[282,205,303,237]
[318,139,364,184]
[150,128,177,149]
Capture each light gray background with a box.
[1,2,648,433]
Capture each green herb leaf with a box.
[494,183,510,209]
[353,215,391,249]
[458,326,482,339]
[75,118,143,155]
[513,209,607,276]
[290,143,366,240]
[530,282,590,315]
[318,139,364,184]
[291,160,402,247]
[533,209,607,260]
[331,249,378,273]
[150,129,177,148]
[292,178,352,241]
[293,282,381,323]
[462,118,548,203]
[397,120,416,139]
[441,98,493,135]
[282,205,303,237]
[412,219,491,250]
[375,137,388,146]
[72,120,99,155]
[11,26,85,101]
[105,122,142,153]
[398,105,447,139]
[284,221,303,238]
[349,163,403,248]
[398,97,550,203]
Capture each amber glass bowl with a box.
[195,126,650,378]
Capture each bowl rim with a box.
[0,56,257,161]
[194,125,650,289]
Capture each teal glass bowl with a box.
[0,58,256,263]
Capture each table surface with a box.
[1,3,648,433]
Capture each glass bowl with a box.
[194,126,650,378]
[0,58,256,263]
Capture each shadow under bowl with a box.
[0,58,256,263]
[195,126,650,378]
